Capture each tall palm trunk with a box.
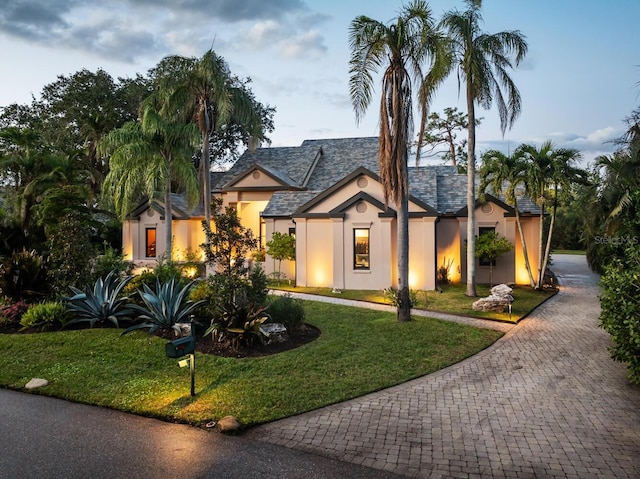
[465,81,477,297]
[536,202,545,289]
[540,184,558,287]
[200,129,211,225]
[164,164,173,262]
[397,188,411,321]
[199,103,212,227]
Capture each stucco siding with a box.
[475,202,516,285]
[172,219,206,261]
[229,170,284,188]
[436,218,462,284]
[264,219,296,282]
[515,216,541,285]
[342,202,388,290]
[301,219,334,287]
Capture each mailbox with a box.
[165,336,195,358]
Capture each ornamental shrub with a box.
[267,293,306,335]
[0,300,30,326]
[20,302,69,331]
[0,249,49,301]
[599,244,640,384]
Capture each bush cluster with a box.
[20,302,69,331]
[267,294,306,335]
[599,245,640,384]
[0,300,30,327]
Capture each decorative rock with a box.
[491,284,513,297]
[25,378,49,389]
[473,283,515,311]
[259,323,288,344]
[216,416,241,434]
[472,294,513,312]
[178,323,192,337]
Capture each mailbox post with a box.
[165,322,196,396]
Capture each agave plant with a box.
[123,278,207,336]
[65,271,135,328]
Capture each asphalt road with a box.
[0,388,402,479]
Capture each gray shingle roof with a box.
[209,137,541,218]
[302,137,380,190]
[169,193,204,217]
[262,191,319,217]
[435,173,468,213]
[211,144,320,190]
[129,193,204,219]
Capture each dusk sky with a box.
[1,0,638,164]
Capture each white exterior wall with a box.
[455,203,541,286]
[264,218,296,282]
[293,174,438,291]
[515,215,541,285]
[436,218,462,284]
[475,203,515,285]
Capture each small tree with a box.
[200,198,268,342]
[474,231,513,287]
[201,198,257,278]
[266,231,295,285]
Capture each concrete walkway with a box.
[247,255,640,478]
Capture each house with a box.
[122,137,541,289]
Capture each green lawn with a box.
[0,301,502,428]
[271,283,556,323]
[552,250,586,255]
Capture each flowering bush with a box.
[0,301,30,326]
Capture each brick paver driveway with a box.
[247,255,640,478]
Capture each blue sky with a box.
[0,0,638,164]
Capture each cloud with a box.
[280,30,327,59]
[132,0,309,23]
[231,11,329,60]
[244,20,284,48]
[0,0,329,64]
[547,127,620,152]
[476,126,623,168]
[0,0,77,42]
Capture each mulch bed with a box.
[0,320,320,359]
[193,323,320,358]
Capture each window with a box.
[354,228,370,270]
[478,226,495,266]
[145,228,156,258]
[288,227,296,238]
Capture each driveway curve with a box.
[247,255,640,478]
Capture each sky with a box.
[0,0,638,166]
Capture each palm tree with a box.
[349,0,450,321]
[595,118,640,235]
[0,127,62,239]
[99,97,200,261]
[441,0,528,296]
[539,146,586,285]
[153,50,266,226]
[518,141,586,288]
[479,148,536,287]
[582,108,640,272]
